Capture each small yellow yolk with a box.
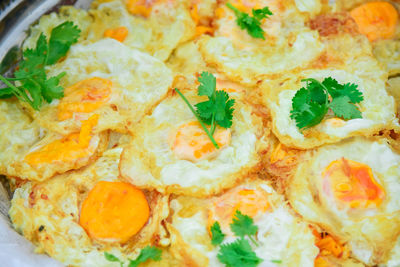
[350,1,398,42]
[58,77,112,121]
[322,158,385,209]
[170,121,231,162]
[25,115,99,165]
[79,181,150,243]
[126,0,156,17]
[209,187,270,234]
[326,118,345,128]
[104,26,129,42]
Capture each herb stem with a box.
[248,235,258,247]
[0,74,25,102]
[175,88,220,149]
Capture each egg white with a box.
[287,137,400,265]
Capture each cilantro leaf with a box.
[104,252,123,267]
[226,3,273,40]
[252,6,273,21]
[198,71,216,97]
[47,21,81,65]
[0,87,13,99]
[211,222,225,246]
[177,71,235,149]
[104,252,121,262]
[128,246,162,267]
[42,72,65,102]
[217,238,262,267]
[290,77,363,130]
[0,21,80,110]
[329,96,362,120]
[230,210,258,239]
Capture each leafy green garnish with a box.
[128,246,162,267]
[104,246,162,267]
[104,252,123,267]
[211,210,262,267]
[226,3,273,39]
[230,210,258,246]
[290,77,363,130]
[271,259,282,264]
[217,238,262,267]
[0,21,80,110]
[175,71,235,149]
[211,221,226,246]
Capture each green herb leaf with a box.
[198,71,216,97]
[176,71,235,149]
[290,77,363,130]
[217,238,262,267]
[211,221,226,246]
[226,3,272,39]
[271,259,282,264]
[104,252,121,262]
[47,21,81,65]
[0,21,80,110]
[329,96,362,120]
[230,210,258,239]
[0,87,13,99]
[128,246,162,267]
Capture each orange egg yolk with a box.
[209,187,270,234]
[322,158,385,209]
[170,121,231,162]
[104,26,129,42]
[25,114,99,165]
[79,181,150,243]
[58,77,112,121]
[126,0,158,17]
[350,1,398,42]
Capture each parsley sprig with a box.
[290,77,363,130]
[175,71,235,149]
[226,3,273,39]
[0,21,80,110]
[104,246,162,267]
[210,210,263,267]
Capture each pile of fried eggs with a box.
[1,0,400,266]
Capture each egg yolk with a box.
[104,26,129,42]
[170,121,231,162]
[25,114,99,166]
[126,0,158,17]
[322,158,385,209]
[79,181,150,243]
[350,2,398,42]
[58,77,112,121]
[209,187,270,234]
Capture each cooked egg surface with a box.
[168,179,319,267]
[30,38,172,135]
[88,0,196,61]
[287,137,400,265]
[198,0,325,86]
[9,148,170,267]
[120,89,269,197]
[22,6,92,51]
[0,101,107,182]
[261,56,399,149]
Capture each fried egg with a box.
[22,6,92,50]
[197,0,324,86]
[9,147,170,266]
[1,112,108,182]
[333,0,400,76]
[119,88,269,197]
[87,0,196,61]
[261,55,399,149]
[28,38,172,135]
[287,137,400,265]
[168,178,320,266]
